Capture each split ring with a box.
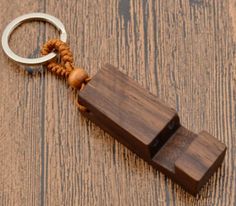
[1,13,67,66]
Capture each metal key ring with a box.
[1,13,67,66]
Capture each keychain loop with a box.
[1,13,67,66]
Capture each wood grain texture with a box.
[174,131,226,194]
[0,0,235,205]
[79,64,180,160]
[79,64,226,195]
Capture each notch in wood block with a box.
[78,64,226,195]
[79,64,180,161]
[152,127,226,195]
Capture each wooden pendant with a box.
[78,64,226,195]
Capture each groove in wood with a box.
[79,64,227,195]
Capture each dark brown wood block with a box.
[79,64,180,161]
[78,64,226,195]
[174,131,226,194]
[152,128,226,195]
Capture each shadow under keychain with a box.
[2,13,226,196]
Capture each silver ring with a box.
[1,13,67,66]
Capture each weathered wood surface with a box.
[0,0,235,205]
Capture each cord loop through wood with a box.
[41,39,90,112]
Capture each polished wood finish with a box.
[174,131,226,194]
[79,64,226,195]
[153,127,226,195]
[0,0,235,205]
[79,64,180,160]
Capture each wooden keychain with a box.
[2,13,227,196]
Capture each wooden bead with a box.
[68,68,88,89]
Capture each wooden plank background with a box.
[0,0,235,205]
